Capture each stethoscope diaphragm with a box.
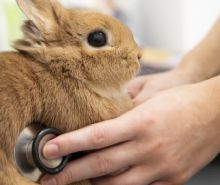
[14,124,68,182]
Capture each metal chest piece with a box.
[14,124,68,182]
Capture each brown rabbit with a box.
[0,0,140,185]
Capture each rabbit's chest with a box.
[37,77,132,132]
[40,89,118,132]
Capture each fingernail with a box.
[44,144,59,159]
[41,178,57,185]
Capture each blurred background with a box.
[0,1,220,184]
[0,0,220,68]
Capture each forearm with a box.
[177,17,220,82]
[200,75,220,153]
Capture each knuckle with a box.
[127,113,157,138]
[145,117,158,131]
[91,126,107,147]
[56,170,73,185]
[94,154,112,175]
[136,116,157,135]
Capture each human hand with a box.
[127,69,195,105]
[41,77,220,185]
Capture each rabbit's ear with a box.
[16,0,62,33]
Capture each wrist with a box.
[176,51,220,83]
[171,68,195,83]
[175,55,206,83]
[198,76,220,153]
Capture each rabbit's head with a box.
[14,0,141,93]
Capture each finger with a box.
[133,92,148,105]
[92,165,159,185]
[43,116,137,159]
[41,142,139,185]
[127,76,146,98]
[133,85,161,105]
[133,88,152,105]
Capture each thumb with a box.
[127,76,147,99]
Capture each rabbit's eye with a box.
[87,31,107,47]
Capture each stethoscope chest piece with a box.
[14,124,68,182]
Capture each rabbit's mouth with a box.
[84,81,129,102]
[122,53,141,77]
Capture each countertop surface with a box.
[187,158,220,185]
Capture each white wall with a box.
[183,0,220,52]
[114,0,143,44]
[61,0,144,45]
[0,6,7,50]
[140,0,184,52]
[1,0,219,53]
[140,0,220,53]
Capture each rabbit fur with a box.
[0,0,140,185]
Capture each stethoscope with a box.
[14,124,83,182]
